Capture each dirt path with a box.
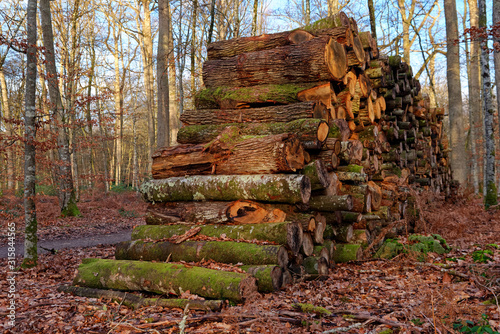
[0,229,132,258]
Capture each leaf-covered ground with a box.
[0,190,499,333]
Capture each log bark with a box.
[152,132,306,178]
[115,240,289,268]
[140,174,311,204]
[57,285,223,311]
[202,37,347,88]
[302,160,330,190]
[207,29,315,59]
[301,232,315,256]
[303,256,329,275]
[131,222,303,256]
[332,244,363,262]
[240,265,283,292]
[73,259,257,302]
[180,101,328,125]
[177,119,330,145]
[308,194,353,211]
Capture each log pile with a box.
[69,12,453,304]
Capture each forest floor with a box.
[0,189,499,333]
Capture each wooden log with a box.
[336,171,368,183]
[332,244,363,262]
[207,29,315,59]
[322,138,342,154]
[73,259,257,302]
[351,229,370,246]
[152,132,306,178]
[202,36,347,88]
[301,232,315,256]
[330,223,354,243]
[177,119,330,146]
[302,12,351,31]
[115,240,290,269]
[180,101,328,125]
[282,269,293,287]
[309,150,339,171]
[194,82,328,109]
[329,119,352,141]
[340,211,363,223]
[57,285,223,311]
[313,246,331,264]
[308,194,353,211]
[336,164,364,174]
[145,200,286,225]
[297,83,336,115]
[303,256,329,275]
[302,160,330,190]
[140,174,311,204]
[240,265,283,292]
[313,213,327,244]
[367,181,382,211]
[131,222,303,257]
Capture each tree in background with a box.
[157,0,170,149]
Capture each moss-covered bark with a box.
[308,194,353,212]
[73,259,257,302]
[332,243,363,263]
[240,265,283,292]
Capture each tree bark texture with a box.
[157,0,170,148]
[202,37,347,88]
[140,174,311,204]
[240,265,283,292]
[73,258,257,302]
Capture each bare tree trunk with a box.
[207,0,216,43]
[40,0,79,216]
[167,2,179,145]
[132,113,138,189]
[468,0,482,193]
[0,68,14,190]
[305,0,310,25]
[479,0,497,207]
[112,26,122,185]
[252,0,258,36]
[157,0,170,148]
[444,0,467,186]
[493,0,500,188]
[328,0,338,15]
[23,0,38,268]
[97,90,110,193]
[191,0,198,104]
[367,0,377,40]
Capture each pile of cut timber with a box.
[69,12,453,304]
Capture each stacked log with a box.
[69,12,453,303]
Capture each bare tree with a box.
[157,0,170,148]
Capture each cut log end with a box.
[325,39,347,81]
[239,276,260,300]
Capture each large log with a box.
[303,256,329,275]
[177,119,330,146]
[145,200,286,225]
[131,222,303,256]
[332,244,363,262]
[140,174,311,204]
[152,132,306,178]
[240,265,283,292]
[180,101,328,125]
[194,83,330,109]
[115,240,289,268]
[308,194,353,211]
[202,37,347,88]
[207,29,315,59]
[73,259,257,303]
[302,160,330,190]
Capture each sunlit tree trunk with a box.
[252,0,258,36]
[40,0,79,216]
[23,0,38,268]
[191,0,198,103]
[367,0,377,40]
[0,66,14,190]
[157,0,170,148]
[328,0,338,15]
[493,0,500,187]
[167,2,179,145]
[478,0,497,207]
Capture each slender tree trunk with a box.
[132,113,138,189]
[398,0,411,64]
[191,0,198,104]
[444,0,467,186]
[479,0,497,207]
[157,0,170,148]
[97,93,110,193]
[0,68,14,190]
[493,0,500,187]
[207,0,216,43]
[167,2,179,145]
[367,0,377,40]
[328,0,338,15]
[468,0,482,193]
[40,0,79,216]
[112,26,122,185]
[23,0,38,268]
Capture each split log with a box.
[115,240,289,268]
[180,101,329,125]
[303,256,329,275]
[351,229,370,246]
[313,214,327,244]
[177,119,330,145]
[301,233,315,256]
[297,83,337,114]
[202,37,347,88]
[194,82,328,109]
[308,194,353,211]
[145,200,285,225]
[131,222,304,257]
[313,246,331,264]
[57,285,223,311]
[73,259,258,303]
[240,265,283,292]
[332,244,363,262]
[152,132,306,178]
[207,29,315,59]
[140,174,311,204]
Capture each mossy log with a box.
[332,244,363,263]
[202,37,347,88]
[180,101,328,125]
[152,133,306,178]
[330,223,354,243]
[329,119,352,141]
[351,229,370,246]
[308,194,353,211]
[303,256,329,275]
[194,83,326,109]
[57,285,223,311]
[302,11,351,31]
[207,29,315,60]
[177,119,330,146]
[336,171,368,183]
[115,240,289,268]
[336,164,364,174]
[73,259,257,303]
[240,265,283,292]
[140,174,311,204]
[145,200,287,225]
[131,222,304,257]
[302,160,330,190]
